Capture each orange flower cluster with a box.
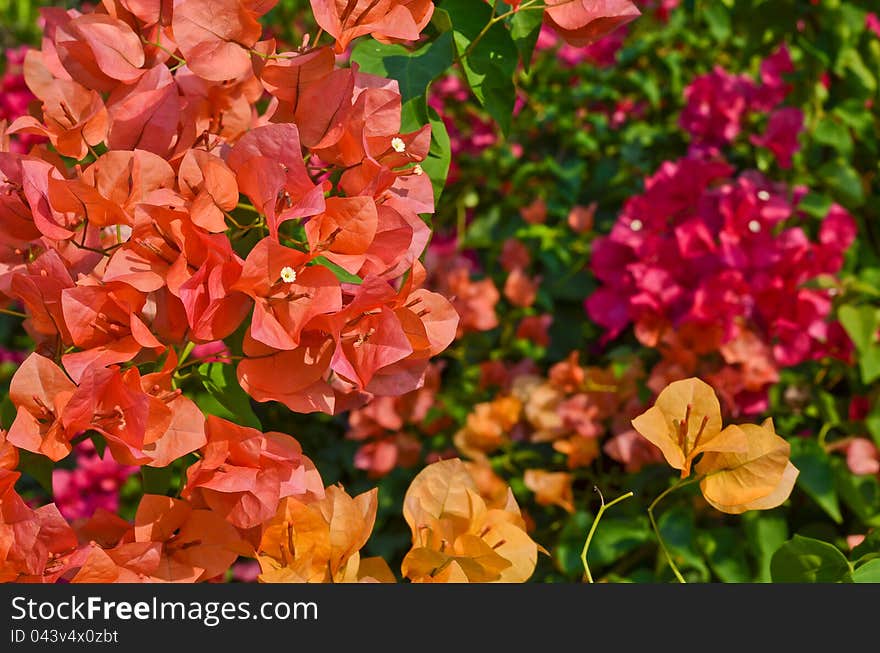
[454,352,659,471]
[0,0,459,583]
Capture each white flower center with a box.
[280,266,297,283]
[391,137,406,153]
[757,190,771,201]
[412,164,424,176]
[748,220,761,233]
[630,219,643,232]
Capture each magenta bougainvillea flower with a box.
[587,157,856,414]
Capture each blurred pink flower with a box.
[750,107,804,169]
[587,157,856,414]
[680,67,757,149]
[867,13,880,38]
[1,46,46,153]
[52,440,137,521]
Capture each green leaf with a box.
[698,527,752,583]
[866,403,880,448]
[509,5,544,72]
[770,535,853,583]
[423,106,451,203]
[442,0,519,136]
[554,511,592,577]
[657,505,710,582]
[310,256,364,285]
[789,439,843,524]
[18,450,53,495]
[744,511,789,582]
[833,458,880,527]
[797,192,833,219]
[196,362,261,430]
[818,160,866,208]
[813,118,853,158]
[853,558,880,583]
[141,465,175,496]
[90,433,107,458]
[584,515,652,568]
[350,32,454,107]
[704,2,731,41]
[838,303,878,352]
[859,346,880,385]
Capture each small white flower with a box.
[412,164,424,176]
[391,137,406,153]
[748,219,761,233]
[630,219,643,232]
[757,190,771,201]
[280,266,297,283]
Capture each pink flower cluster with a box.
[586,157,856,413]
[534,24,627,68]
[52,440,137,521]
[0,47,45,154]
[680,46,803,167]
[428,76,498,184]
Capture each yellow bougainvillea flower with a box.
[631,377,748,478]
[402,458,539,583]
[696,418,799,514]
[257,485,394,583]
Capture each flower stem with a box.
[647,476,700,583]
[0,307,26,319]
[581,488,635,583]
[462,0,545,59]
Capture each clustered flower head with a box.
[453,352,661,474]
[587,157,856,414]
[680,45,804,167]
[0,0,463,583]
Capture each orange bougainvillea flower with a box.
[177,149,239,233]
[0,431,18,471]
[503,267,540,308]
[453,396,521,461]
[227,123,327,237]
[401,458,538,583]
[0,471,78,582]
[631,377,747,478]
[62,364,167,466]
[310,0,435,53]
[137,350,208,467]
[183,416,325,530]
[524,470,575,513]
[8,51,108,159]
[696,419,799,514]
[69,495,252,583]
[171,0,268,82]
[544,0,641,47]
[6,353,76,462]
[257,485,394,583]
[10,250,75,348]
[59,281,164,383]
[231,237,342,350]
[553,434,601,470]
